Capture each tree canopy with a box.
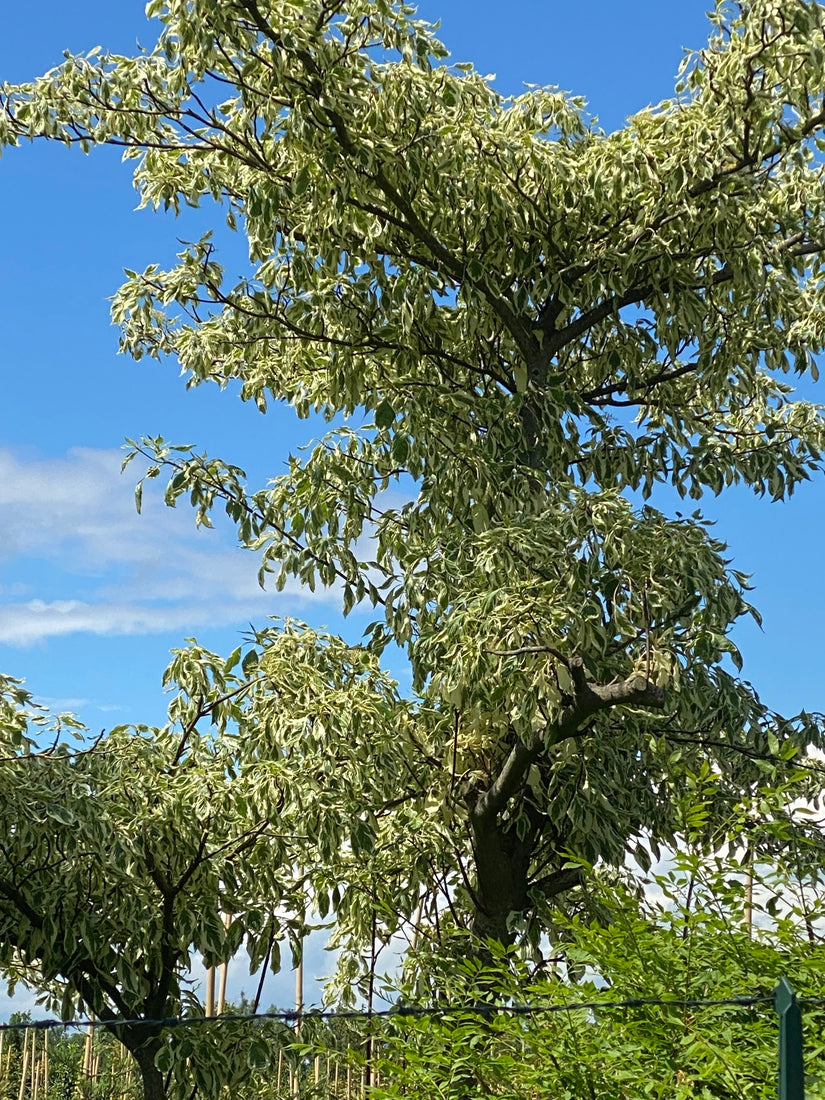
[3,0,825,1021]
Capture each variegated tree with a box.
[4,0,825,993]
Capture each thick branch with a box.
[472,659,664,824]
[530,866,583,899]
[472,733,543,825]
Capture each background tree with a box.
[4,0,825,986]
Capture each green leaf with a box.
[391,434,410,465]
[375,400,395,429]
[154,1043,174,1075]
[247,1038,270,1070]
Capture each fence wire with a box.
[0,991,785,1033]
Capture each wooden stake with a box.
[1,1038,10,1092]
[123,1046,133,1096]
[296,867,305,1040]
[295,958,303,1035]
[216,961,228,1014]
[83,1022,94,1079]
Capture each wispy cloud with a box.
[0,446,332,646]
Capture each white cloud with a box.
[36,695,92,712]
[0,984,40,1023]
[0,598,262,646]
[0,446,334,646]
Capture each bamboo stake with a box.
[43,1030,49,1100]
[16,1033,29,1100]
[82,1020,95,1099]
[277,1048,283,1094]
[296,866,305,1040]
[205,963,216,1018]
[292,947,303,1097]
[217,912,231,1015]
[83,1022,94,1079]
[123,1046,133,1097]
[346,1062,352,1100]
[30,1030,38,1100]
[216,960,228,1014]
[364,910,377,1093]
[295,958,303,1034]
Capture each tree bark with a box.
[469,807,581,944]
[469,813,533,944]
[126,1036,166,1100]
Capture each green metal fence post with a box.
[776,977,805,1100]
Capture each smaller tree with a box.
[0,665,295,1100]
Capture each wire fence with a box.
[0,992,782,1032]
[0,982,817,1100]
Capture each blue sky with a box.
[2,0,825,1011]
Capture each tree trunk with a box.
[469,805,580,946]
[469,811,535,945]
[128,1038,166,1100]
[471,844,521,941]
